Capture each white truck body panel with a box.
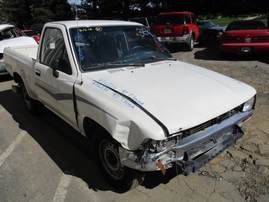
[4,45,38,99]
[4,45,38,59]
[0,36,37,53]
[84,61,255,135]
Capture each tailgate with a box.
[152,24,184,37]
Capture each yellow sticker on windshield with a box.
[95,27,103,32]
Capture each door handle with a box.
[35,69,41,76]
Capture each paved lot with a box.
[0,43,269,201]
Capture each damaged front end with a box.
[119,107,254,175]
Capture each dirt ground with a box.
[172,41,269,202]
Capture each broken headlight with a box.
[142,133,182,153]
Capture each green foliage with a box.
[32,8,54,24]
[0,0,72,29]
[0,0,32,28]
[210,17,240,26]
[0,0,268,28]
[210,16,267,26]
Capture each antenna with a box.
[75,2,79,20]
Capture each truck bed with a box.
[4,45,38,99]
[5,45,38,59]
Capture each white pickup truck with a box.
[4,20,256,192]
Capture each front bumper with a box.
[119,110,253,174]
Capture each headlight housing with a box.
[141,133,182,153]
[242,96,256,112]
[140,139,168,153]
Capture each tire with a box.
[208,33,217,41]
[92,127,145,193]
[186,35,194,51]
[21,81,43,115]
[219,50,228,58]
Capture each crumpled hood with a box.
[0,36,37,53]
[84,60,256,134]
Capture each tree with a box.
[0,0,33,28]
[1,0,269,27]
[0,0,72,29]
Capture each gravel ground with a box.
[172,41,269,202]
[0,41,268,202]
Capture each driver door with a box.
[34,27,78,127]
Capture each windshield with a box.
[70,25,173,71]
[153,14,186,25]
[226,20,266,31]
[202,21,215,29]
[0,26,26,40]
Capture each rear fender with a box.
[13,72,38,100]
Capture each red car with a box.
[22,29,41,44]
[219,20,269,56]
[151,11,200,51]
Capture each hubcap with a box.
[100,139,124,180]
[190,38,194,49]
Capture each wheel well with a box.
[13,72,22,84]
[191,31,196,41]
[83,117,100,142]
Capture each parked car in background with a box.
[198,20,226,41]
[29,23,44,34]
[22,29,41,44]
[151,11,200,51]
[127,17,155,30]
[219,20,269,57]
[0,24,37,75]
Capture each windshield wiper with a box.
[89,61,145,69]
[140,56,177,62]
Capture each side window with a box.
[185,14,191,24]
[191,14,197,25]
[40,28,71,75]
[0,28,14,40]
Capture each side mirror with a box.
[52,58,71,76]
[52,59,60,78]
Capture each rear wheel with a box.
[92,127,145,193]
[21,81,43,115]
[186,35,194,51]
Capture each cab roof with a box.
[45,20,142,29]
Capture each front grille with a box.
[181,105,243,139]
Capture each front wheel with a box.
[21,81,43,115]
[92,127,145,193]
